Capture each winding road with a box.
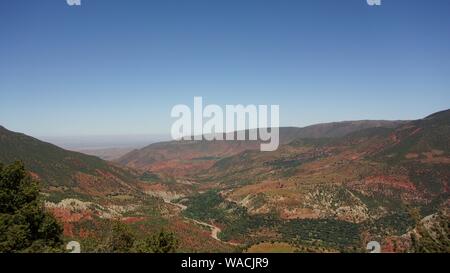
[165,199,239,245]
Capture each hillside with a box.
[0,125,141,197]
[117,120,406,176]
[158,110,449,251]
[0,126,238,252]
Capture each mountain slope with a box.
[0,126,239,252]
[0,126,139,197]
[171,110,449,250]
[374,110,450,162]
[117,120,406,176]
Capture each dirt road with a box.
[165,199,239,246]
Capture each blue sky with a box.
[0,0,449,137]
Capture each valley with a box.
[0,110,449,253]
[157,192,230,244]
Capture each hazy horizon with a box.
[38,133,171,150]
[1,107,447,140]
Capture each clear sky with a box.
[0,0,449,137]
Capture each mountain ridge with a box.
[0,125,141,197]
[116,119,408,176]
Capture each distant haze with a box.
[40,134,171,151]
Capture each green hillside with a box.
[0,126,139,196]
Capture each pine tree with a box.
[0,161,63,252]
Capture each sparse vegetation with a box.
[410,211,450,253]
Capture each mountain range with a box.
[0,110,448,252]
[117,120,406,176]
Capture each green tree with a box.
[0,161,63,252]
[99,221,179,253]
[100,221,136,253]
[144,229,179,253]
